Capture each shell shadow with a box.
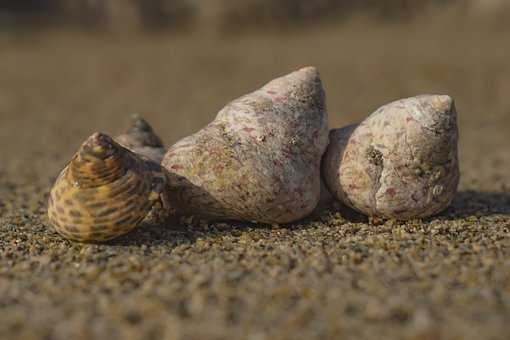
[106,158,510,248]
[108,153,369,247]
[108,171,328,247]
[109,207,340,248]
[107,216,198,247]
[434,189,510,220]
[108,171,234,247]
[102,188,510,247]
[108,184,353,248]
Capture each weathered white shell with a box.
[162,66,329,224]
[322,95,459,220]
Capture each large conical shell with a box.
[162,66,329,224]
[115,115,166,164]
[322,95,459,220]
[47,133,159,242]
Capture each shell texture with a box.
[115,115,174,220]
[115,115,166,164]
[47,133,159,242]
[322,95,459,220]
[162,66,329,224]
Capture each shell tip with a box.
[128,114,153,133]
[80,132,118,159]
[434,94,454,113]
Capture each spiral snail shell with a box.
[47,132,165,242]
[115,114,166,164]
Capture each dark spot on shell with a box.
[64,199,74,206]
[91,224,108,232]
[65,225,80,233]
[93,216,115,224]
[126,180,144,197]
[96,207,118,218]
[56,206,65,214]
[69,210,82,218]
[74,190,98,203]
[141,199,153,213]
[113,215,142,232]
[107,179,135,198]
[89,231,110,240]
[386,188,397,197]
[87,201,108,210]
[114,215,136,228]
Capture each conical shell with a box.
[115,115,174,219]
[162,66,329,224]
[47,133,158,242]
[322,95,459,220]
[115,115,166,164]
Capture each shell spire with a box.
[68,132,127,188]
[115,115,166,164]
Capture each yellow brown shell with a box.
[47,132,160,242]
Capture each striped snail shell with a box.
[47,132,162,242]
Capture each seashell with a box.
[114,114,166,164]
[322,95,459,220]
[115,115,174,220]
[162,66,329,224]
[47,132,166,242]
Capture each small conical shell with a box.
[162,66,329,224]
[322,95,459,220]
[115,115,173,219]
[115,115,166,164]
[47,133,158,242]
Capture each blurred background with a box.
[0,0,509,191]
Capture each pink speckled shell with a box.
[323,95,459,220]
[162,67,328,223]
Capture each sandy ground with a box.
[1,19,510,339]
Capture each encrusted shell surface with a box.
[162,66,329,224]
[115,115,166,164]
[322,95,459,220]
[47,133,159,242]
